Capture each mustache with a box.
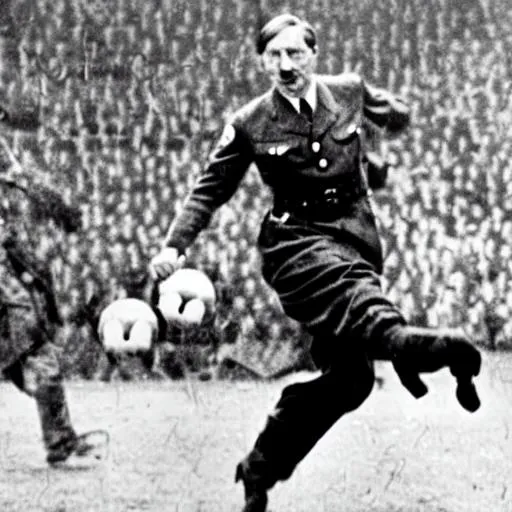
[279,70,297,82]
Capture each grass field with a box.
[1,350,511,512]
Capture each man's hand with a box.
[149,247,186,281]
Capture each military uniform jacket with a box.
[164,73,409,271]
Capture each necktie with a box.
[299,98,313,124]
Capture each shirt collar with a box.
[279,78,317,114]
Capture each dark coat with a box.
[163,74,411,358]
[164,72,409,264]
[163,73,410,346]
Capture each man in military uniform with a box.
[0,137,106,466]
[149,14,482,511]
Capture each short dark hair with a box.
[256,14,317,55]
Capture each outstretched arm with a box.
[363,82,410,136]
[163,123,254,253]
[151,122,253,281]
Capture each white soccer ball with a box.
[98,298,158,353]
[158,268,216,327]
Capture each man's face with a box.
[261,25,317,98]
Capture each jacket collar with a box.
[278,79,318,114]
[269,76,340,138]
[270,88,309,136]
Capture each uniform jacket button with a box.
[318,158,328,169]
[311,141,320,153]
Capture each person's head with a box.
[257,14,317,98]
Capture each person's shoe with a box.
[235,463,268,512]
[47,430,109,467]
[389,326,482,412]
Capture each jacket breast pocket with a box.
[253,140,306,184]
[253,140,301,158]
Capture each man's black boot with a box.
[235,462,268,512]
[385,326,482,412]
